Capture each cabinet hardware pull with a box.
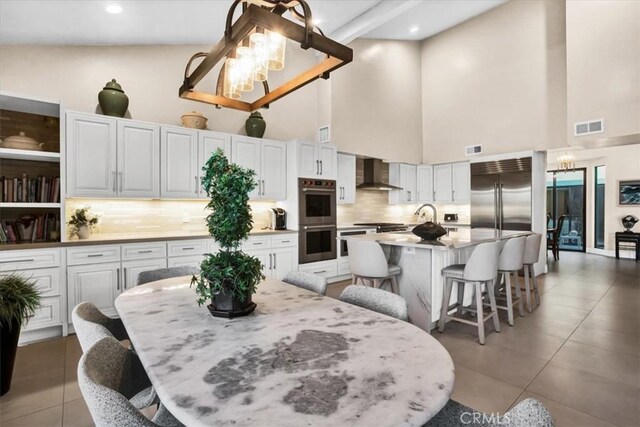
[314,270,326,274]
[182,247,195,250]
[281,240,290,243]
[0,258,35,263]
[261,180,265,196]
[195,176,199,194]
[87,254,104,258]
[252,242,263,245]
[119,172,123,193]
[124,267,127,290]
[452,190,455,201]
[116,268,120,290]
[316,160,320,175]
[273,253,277,269]
[269,253,273,270]
[320,160,323,175]
[137,250,153,254]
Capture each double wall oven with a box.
[298,178,337,264]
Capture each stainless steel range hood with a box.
[356,159,403,191]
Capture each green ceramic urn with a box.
[98,79,129,118]
[245,111,266,138]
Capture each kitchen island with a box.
[340,228,531,332]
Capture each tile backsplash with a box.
[65,199,276,239]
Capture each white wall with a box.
[0,44,319,141]
[330,39,423,163]
[420,0,567,164]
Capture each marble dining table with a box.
[115,277,455,427]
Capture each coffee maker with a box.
[270,208,287,230]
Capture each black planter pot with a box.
[207,281,256,318]
[1,321,21,396]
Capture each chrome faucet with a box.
[414,203,438,223]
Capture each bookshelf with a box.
[0,92,63,246]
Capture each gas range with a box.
[353,222,409,233]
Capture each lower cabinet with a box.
[68,262,121,317]
[298,260,339,280]
[122,258,167,290]
[243,234,298,280]
[167,256,204,270]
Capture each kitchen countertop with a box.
[0,229,298,251]
[340,228,530,251]
[337,225,378,231]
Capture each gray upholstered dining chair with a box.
[339,285,408,321]
[347,239,401,294]
[137,266,199,286]
[78,336,183,427]
[425,398,555,426]
[72,302,129,353]
[72,302,157,410]
[282,271,328,295]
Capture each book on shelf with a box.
[0,212,60,244]
[0,174,60,203]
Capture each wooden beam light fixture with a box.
[180,0,353,112]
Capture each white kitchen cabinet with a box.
[66,112,117,197]
[122,258,167,290]
[388,163,417,204]
[198,131,232,198]
[232,136,286,200]
[272,247,297,281]
[244,248,271,278]
[337,153,356,204]
[416,165,434,203]
[167,256,203,270]
[260,140,287,200]
[68,262,121,317]
[298,260,338,280]
[433,164,453,203]
[451,162,470,202]
[243,234,298,279]
[160,126,199,198]
[117,120,160,198]
[294,140,337,179]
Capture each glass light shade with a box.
[235,46,254,92]
[250,32,269,82]
[222,58,241,99]
[267,30,286,71]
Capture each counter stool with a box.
[438,241,501,345]
[523,233,542,312]
[492,236,526,326]
[348,239,401,294]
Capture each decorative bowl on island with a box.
[411,222,447,241]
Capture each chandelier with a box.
[180,0,353,112]
[557,152,576,172]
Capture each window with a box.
[594,165,606,249]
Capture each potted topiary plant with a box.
[68,206,98,239]
[1,273,41,396]
[191,149,265,318]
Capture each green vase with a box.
[98,79,129,118]
[245,112,266,138]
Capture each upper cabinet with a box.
[232,135,286,201]
[67,112,160,198]
[416,165,434,203]
[451,162,470,202]
[295,140,337,180]
[160,126,199,198]
[433,162,470,203]
[197,130,231,199]
[337,153,356,204]
[389,163,417,204]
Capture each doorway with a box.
[546,168,587,252]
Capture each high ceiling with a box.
[0,0,506,45]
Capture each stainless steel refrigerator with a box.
[471,158,532,231]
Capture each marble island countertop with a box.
[340,228,530,251]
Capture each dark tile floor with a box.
[1,252,638,426]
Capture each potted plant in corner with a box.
[68,206,98,239]
[191,149,265,318]
[1,273,41,396]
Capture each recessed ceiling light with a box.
[409,26,419,33]
[106,4,123,14]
